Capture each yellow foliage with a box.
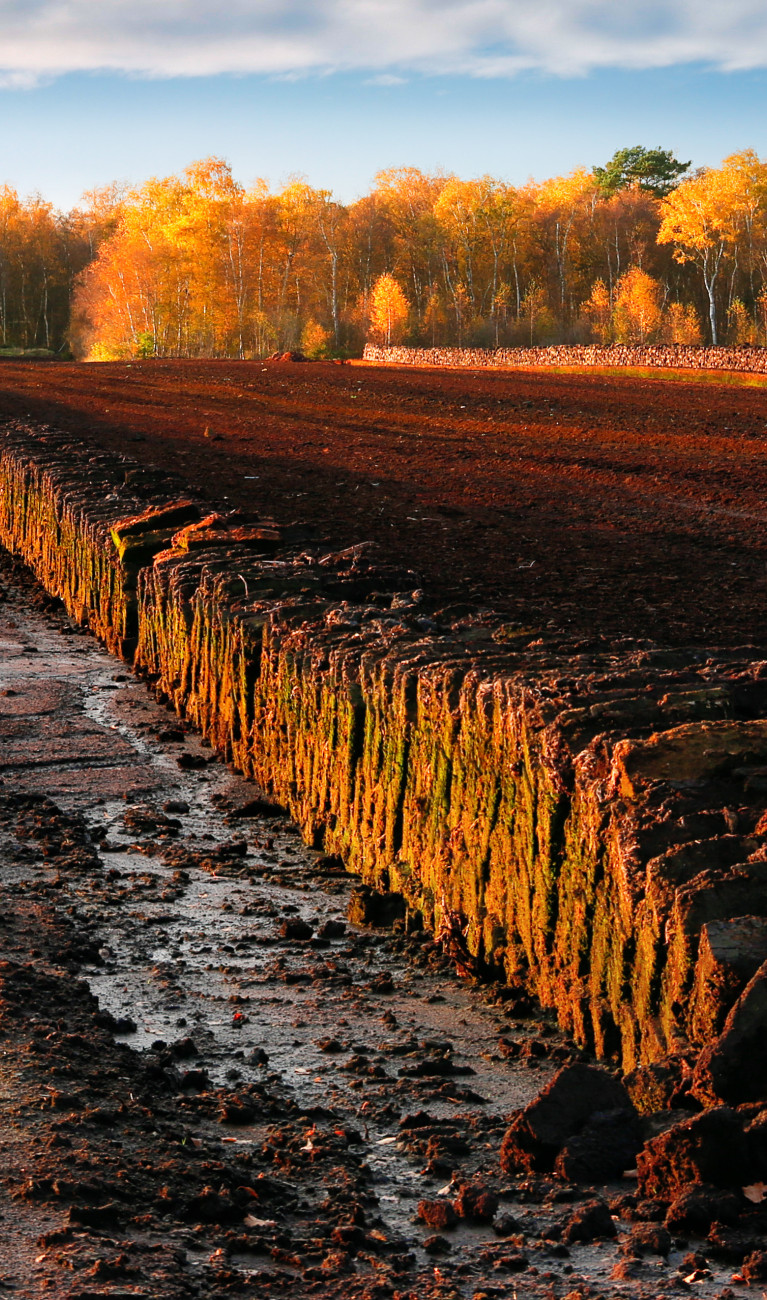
[519,282,554,344]
[658,163,747,257]
[662,302,702,345]
[423,288,446,344]
[86,340,130,362]
[301,319,331,358]
[657,155,766,341]
[368,273,409,346]
[728,298,757,345]
[535,167,598,214]
[583,279,612,343]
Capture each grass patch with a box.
[527,364,767,388]
[0,347,57,360]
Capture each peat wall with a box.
[3,421,767,1073]
[363,343,767,373]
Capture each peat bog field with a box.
[0,356,764,649]
[0,358,766,1300]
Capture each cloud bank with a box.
[1,0,766,84]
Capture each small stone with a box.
[170,1036,197,1058]
[495,1252,529,1272]
[681,1251,709,1272]
[611,1258,646,1280]
[493,1214,522,1237]
[219,1100,257,1125]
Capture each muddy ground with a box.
[0,359,764,650]
[0,529,751,1298]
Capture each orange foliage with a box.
[58,148,767,355]
[613,268,663,344]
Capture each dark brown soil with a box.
[2,548,702,1300]
[2,377,762,1297]
[0,358,764,649]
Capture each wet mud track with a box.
[0,556,751,1296]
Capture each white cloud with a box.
[365,74,408,86]
[1,0,767,83]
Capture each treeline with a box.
[6,148,767,358]
[0,183,123,353]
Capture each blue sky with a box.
[1,1,767,208]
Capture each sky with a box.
[1,0,767,209]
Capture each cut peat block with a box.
[3,420,767,1072]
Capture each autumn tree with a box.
[434,176,524,344]
[662,301,702,344]
[612,267,664,343]
[74,160,291,359]
[518,281,553,345]
[717,150,767,332]
[658,160,748,344]
[727,298,756,344]
[371,168,448,330]
[301,318,331,357]
[0,188,76,351]
[583,279,612,343]
[368,272,409,346]
[531,169,599,324]
[55,146,767,358]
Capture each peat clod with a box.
[742,1249,767,1281]
[664,1182,742,1233]
[620,1222,672,1257]
[554,1105,643,1182]
[500,1062,638,1176]
[624,1055,699,1115]
[692,959,767,1104]
[689,916,767,1043]
[347,883,406,928]
[417,1199,457,1230]
[452,1181,498,1223]
[561,1197,617,1244]
[636,1106,748,1199]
